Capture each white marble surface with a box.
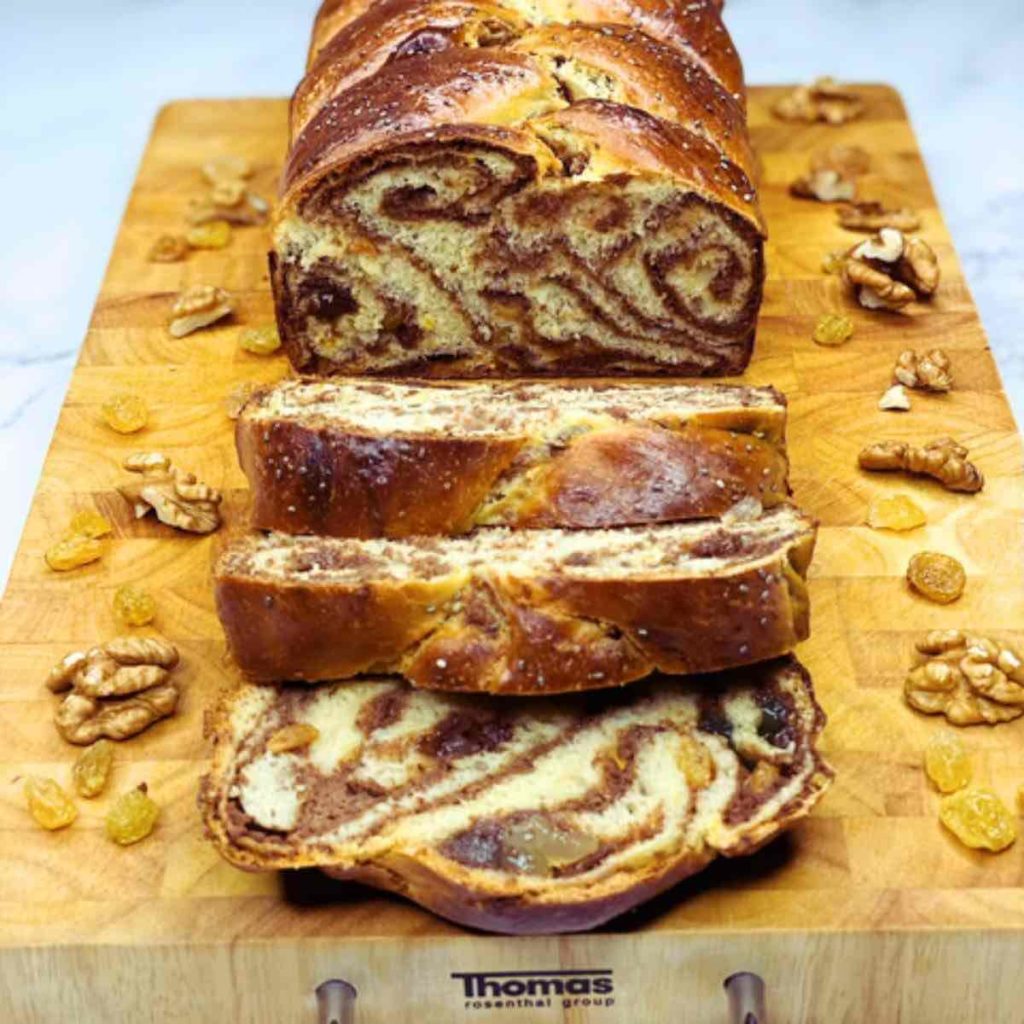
[1,0,1022,589]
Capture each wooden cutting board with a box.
[2,86,1022,1023]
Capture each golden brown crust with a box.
[274,0,762,378]
[308,0,744,98]
[236,380,789,537]
[212,512,816,690]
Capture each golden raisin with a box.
[907,552,966,604]
[24,776,78,830]
[69,509,113,539]
[73,739,115,798]
[267,722,320,754]
[238,325,282,356]
[866,494,927,531]
[101,393,149,434]
[106,785,160,846]
[812,313,854,346]
[923,733,972,793]
[45,534,104,572]
[147,235,188,263]
[939,788,1017,852]
[186,219,232,249]
[113,584,157,626]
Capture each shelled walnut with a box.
[838,201,921,233]
[47,636,181,744]
[905,631,1024,726]
[773,77,864,124]
[893,349,953,392]
[201,155,252,185]
[186,190,268,227]
[841,228,939,310]
[790,145,870,202]
[858,437,983,493]
[169,285,233,338]
[117,453,222,533]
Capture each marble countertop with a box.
[1,0,1021,588]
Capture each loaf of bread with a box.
[213,504,815,691]
[238,378,789,537]
[201,656,831,934]
[271,0,764,377]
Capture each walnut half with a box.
[791,145,870,202]
[837,201,921,233]
[47,636,181,744]
[773,77,865,125]
[858,437,984,493]
[118,453,223,534]
[906,631,1024,725]
[842,228,940,311]
[893,349,953,392]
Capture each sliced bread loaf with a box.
[238,378,789,537]
[213,504,816,691]
[201,656,831,934]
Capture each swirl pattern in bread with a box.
[272,0,764,376]
[201,656,831,934]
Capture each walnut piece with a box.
[169,285,233,338]
[201,155,252,185]
[838,201,921,233]
[843,256,915,311]
[47,637,181,744]
[878,384,911,411]
[791,145,870,202]
[857,437,983,493]
[905,631,1024,725]
[186,191,268,227]
[118,453,222,533]
[791,169,856,203]
[773,77,864,125]
[842,228,940,310]
[893,349,953,392]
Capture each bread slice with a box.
[200,656,832,934]
[213,504,815,691]
[238,378,789,537]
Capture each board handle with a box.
[724,971,766,1024]
[316,979,357,1024]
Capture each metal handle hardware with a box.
[316,979,357,1024]
[724,971,766,1024]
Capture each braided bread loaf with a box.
[272,0,764,376]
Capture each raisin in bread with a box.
[272,0,764,377]
[201,657,832,934]
[213,504,815,691]
[238,378,789,537]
